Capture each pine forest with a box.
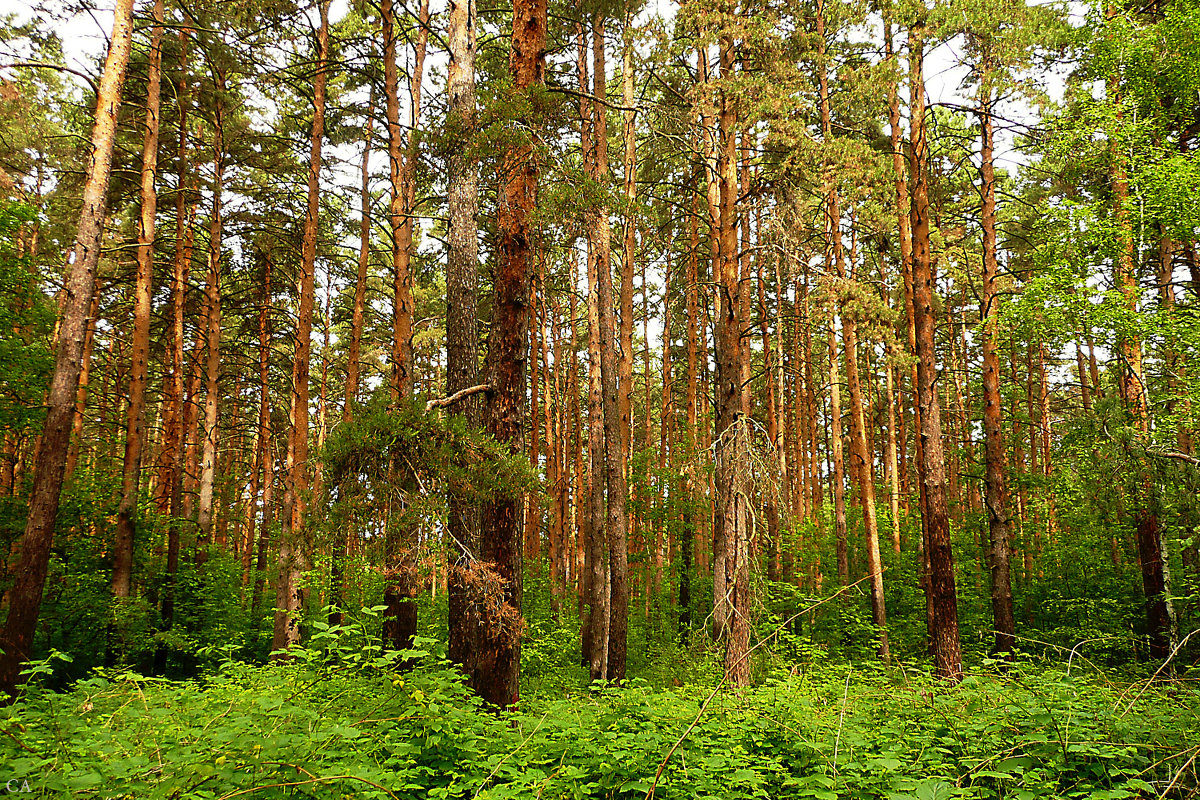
[0,0,1199,795]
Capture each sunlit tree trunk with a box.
[714,33,750,687]
[113,0,164,599]
[446,0,482,671]
[0,0,136,699]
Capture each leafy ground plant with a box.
[1,633,1197,800]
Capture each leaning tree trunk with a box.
[113,0,164,599]
[470,0,546,708]
[0,0,136,700]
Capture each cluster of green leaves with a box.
[0,200,53,435]
[3,618,1197,800]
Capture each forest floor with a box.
[2,637,1198,800]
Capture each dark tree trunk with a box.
[910,27,963,683]
[470,0,546,709]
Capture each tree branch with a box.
[425,384,491,412]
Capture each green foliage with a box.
[2,629,1196,799]
[321,396,536,537]
[0,200,53,434]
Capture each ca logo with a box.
[4,780,30,794]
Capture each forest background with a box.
[0,0,1199,794]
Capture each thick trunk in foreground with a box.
[910,27,962,682]
[713,35,751,687]
[579,21,608,680]
[272,0,329,655]
[470,0,546,708]
[113,0,164,599]
[0,0,136,700]
[446,0,481,671]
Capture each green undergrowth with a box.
[2,635,1198,800]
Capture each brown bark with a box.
[0,0,136,699]
[197,68,226,555]
[525,281,542,563]
[978,55,1016,655]
[113,0,164,599]
[157,31,193,646]
[844,248,888,657]
[910,27,963,682]
[1108,22,1173,655]
[578,21,608,681]
[618,19,636,479]
[816,3,848,588]
[273,0,329,654]
[471,0,546,708]
[593,14,629,682]
[713,35,750,687]
[381,0,429,655]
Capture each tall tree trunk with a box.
[273,0,329,654]
[197,68,226,556]
[713,33,750,687]
[381,0,430,655]
[445,0,481,671]
[577,21,608,681]
[471,0,546,708]
[977,52,1015,656]
[157,31,193,657]
[910,26,963,682]
[589,14,630,684]
[844,253,888,657]
[1107,20,1173,656]
[0,0,136,700]
[113,0,164,599]
[618,17,636,479]
[816,2,848,589]
[884,353,902,551]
